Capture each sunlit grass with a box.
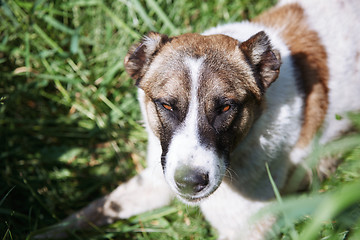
[1,0,359,239]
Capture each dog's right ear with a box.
[124,32,170,84]
[240,31,281,92]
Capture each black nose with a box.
[175,167,209,195]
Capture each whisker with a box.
[224,167,239,183]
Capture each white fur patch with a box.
[164,57,226,203]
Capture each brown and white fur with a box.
[40,0,360,239]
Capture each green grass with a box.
[0,0,359,239]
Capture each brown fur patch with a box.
[254,3,329,149]
[156,33,264,100]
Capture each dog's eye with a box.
[162,103,173,111]
[222,105,231,113]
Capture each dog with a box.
[39,0,360,239]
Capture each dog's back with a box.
[258,0,360,166]
[280,0,360,143]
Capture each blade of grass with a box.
[266,163,299,239]
[322,135,360,157]
[97,93,143,130]
[66,58,88,83]
[32,73,82,84]
[31,0,46,13]
[60,0,102,8]
[98,94,125,118]
[100,59,124,85]
[0,208,29,220]
[0,186,16,207]
[2,228,13,240]
[130,0,156,31]
[53,79,71,104]
[73,102,96,121]
[1,1,20,27]
[38,14,76,35]
[299,180,360,240]
[145,0,179,35]
[130,206,178,223]
[100,4,140,39]
[32,24,66,56]
[24,31,30,78]
[266,163,282,203]
[70,30,80,54]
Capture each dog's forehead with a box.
[141,33,258,101]
[169,33,240,54]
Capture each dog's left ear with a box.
[124,32,170,83]
[240,31,281,90]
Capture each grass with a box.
[0,0,359,239]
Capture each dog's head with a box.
[124,31,281,204]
